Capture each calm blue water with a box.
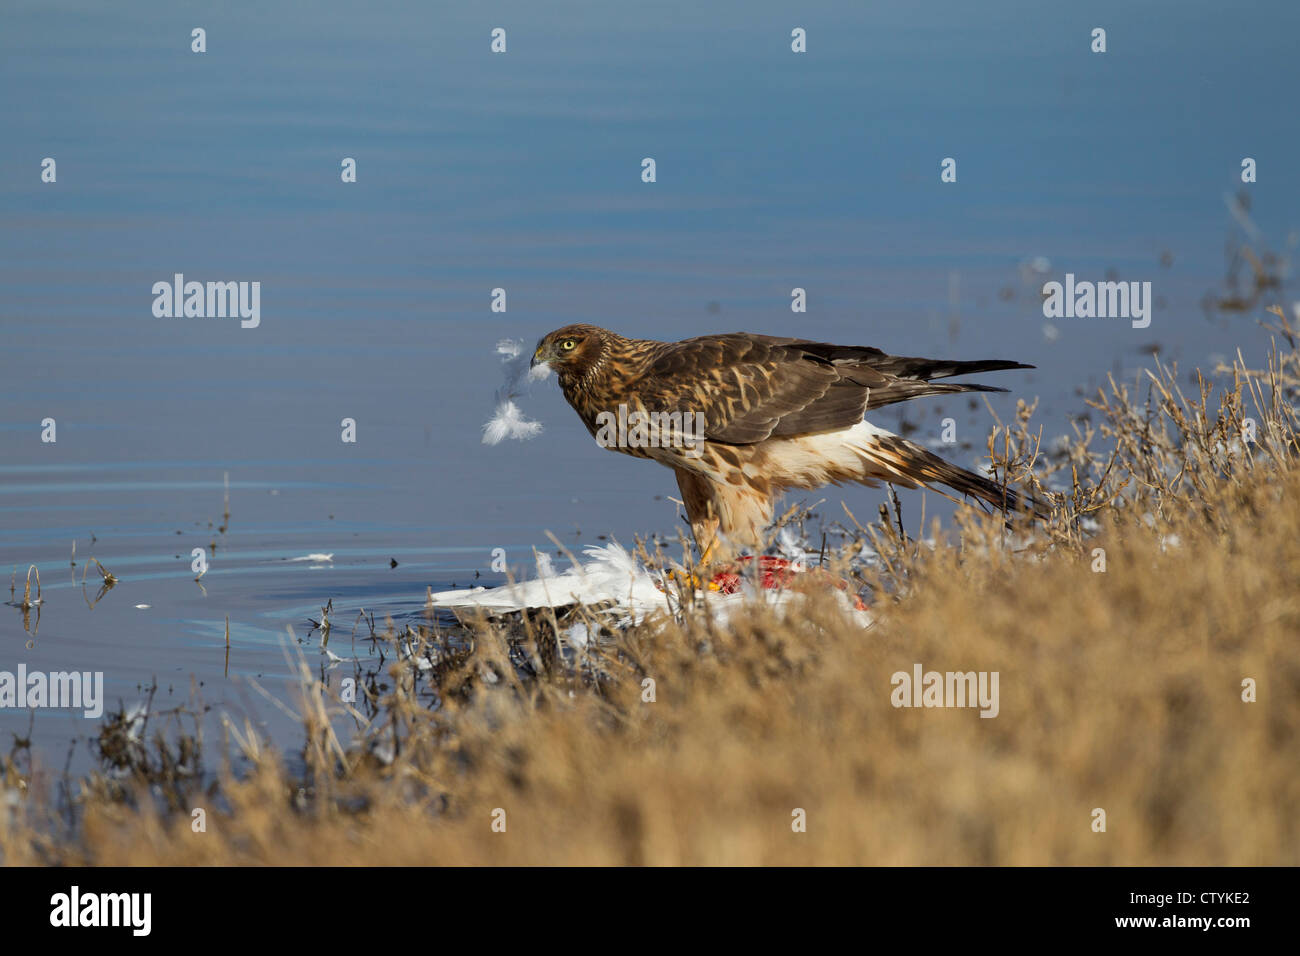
[1,0,1297,773]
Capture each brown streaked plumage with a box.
[532,324,1041,561]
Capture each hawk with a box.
[532,324,1040,562]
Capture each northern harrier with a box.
[532,324,1040,562]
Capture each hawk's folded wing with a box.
[639,333,1026,445]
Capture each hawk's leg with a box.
[673,467,726,566]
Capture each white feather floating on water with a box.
[482,399,544,444]
[481,338,546,443]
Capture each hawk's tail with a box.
[856,356,1036,412]
[845,422,1049,520]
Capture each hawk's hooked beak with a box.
[528,343,554,382]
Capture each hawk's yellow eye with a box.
[560,339,577,351]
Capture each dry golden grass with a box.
[3,323,1298,866]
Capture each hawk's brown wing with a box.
[638,334,886,444]
[638,333,1029,445]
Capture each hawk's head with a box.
[531,324,609,379]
